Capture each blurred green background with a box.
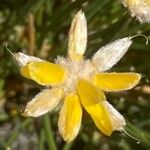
[0,0,150,149]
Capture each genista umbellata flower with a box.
[121,0,150,23]
[13,11,141,142]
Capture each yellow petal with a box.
[77,79,106,106]
[68,11,87,61]
[23,88,63,117]
[77,80,112,136]
[20,61,67,86]
[21,64,31,79]
[93,73,141,92]
[58,93,82,142]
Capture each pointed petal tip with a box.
[104,101,126,132]
[14,52,43,67]
[76,10,86,22]
[136,73,142,83]
[21,108,38,117]
[22,107,47,117]
[62,136,74,143]
[21,110,34,117]
[74,10,86,23]
[76,10,84,16]
[21,111,27,117]
[130,73,142,87]
[137,73,142,80]
[104,131,112,136]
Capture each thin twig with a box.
[28,13,35,55]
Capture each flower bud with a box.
[68,11,87,60]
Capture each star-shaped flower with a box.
[14,11,141,142]
[121,0,150,23]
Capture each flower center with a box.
[56,57,95,95]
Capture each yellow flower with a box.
[120,0,150,23]
[14,11,141,142]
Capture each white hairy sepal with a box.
[68,10,87,60]
[14,52,42,66]
[121,0,150,23]
[23,88,63,117]
[92,37,132,72]
[104,101,126,131]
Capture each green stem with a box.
[39,129,45,150]
[43,114,57,150]
[62,142,74,150]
